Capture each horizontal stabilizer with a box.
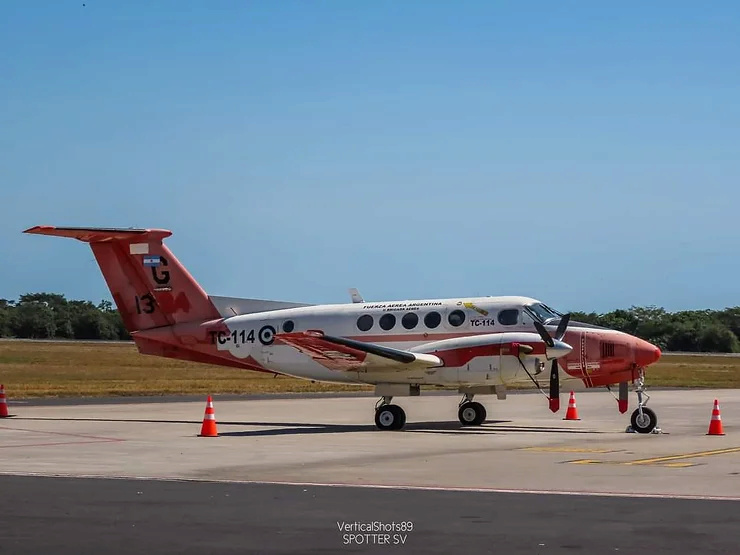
[24,225,172,242]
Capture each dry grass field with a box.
[0,341,371,398]
[1,340,739,398]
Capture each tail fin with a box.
[24,226,221,333]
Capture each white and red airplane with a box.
[25,225,663,432]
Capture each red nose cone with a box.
[635,340,661,367]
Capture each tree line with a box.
[2,293,740,352]
[571,306,740,352]
[0,293,129,340]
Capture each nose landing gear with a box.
[626,369,661,434]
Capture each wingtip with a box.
[23,225,50,234]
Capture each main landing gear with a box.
[373,393,489,430]
[628,369,659,434]
[374,397,406,431]
[458,393,487,426]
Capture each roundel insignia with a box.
[258,325,276,345]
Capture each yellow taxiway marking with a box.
[521,447,617,454]
[566,459,698,468]
[567,446,740,467]
[623,446,740,466]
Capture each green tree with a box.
[598,309,640,335]
[632,306,670,350]
[0,306,11,337]
[665,322,701,352]
[569,311,601,325]
[12,300,56,338]
[717,307,740,339]
[0,299,16,337]
[97,299,130,339]
[19,292,73,338]
[697,324,740,353]
[108,310,130,340]
[69,300,117,340]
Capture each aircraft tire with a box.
[375,404,406,431]
[458,402,486,426]
[630,407,657,434]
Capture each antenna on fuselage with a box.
[348,288,364,303]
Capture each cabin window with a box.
[498,309,519,326]
[448,309,466,327]
[357,314,373,331]
[283,320,295,333]
[379,313,397,331]
[402,312,419,330]
[424,311,441,329]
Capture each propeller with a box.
[533,314,571,413]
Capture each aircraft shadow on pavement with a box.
[14,417,606,437]
[218,423,606,437]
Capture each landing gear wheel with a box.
[375,404,406,431]
[458,402,487,426]
[630,407,657,434]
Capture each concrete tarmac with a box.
[2,389,740,553]
[1,475,738,554]
[3,389,740,497]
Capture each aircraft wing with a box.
[275,331,443,372]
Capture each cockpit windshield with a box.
[524,302,562,324]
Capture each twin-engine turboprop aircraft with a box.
[24,226,663,432]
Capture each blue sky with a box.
[2,1,739,313]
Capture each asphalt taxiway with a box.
[2,474,738,554]
[2,389,740,553]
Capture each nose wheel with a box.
[627,369,661,434]
[630,406,657,433]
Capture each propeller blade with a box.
[533,321,555,347]
[554,313,571,341]
[548,359,560,412]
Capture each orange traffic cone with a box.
[199,395,219,437]
[563,391,580,420]
[0,384,9,418]
[707,399,725,436]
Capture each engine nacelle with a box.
[410,331,569,386]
